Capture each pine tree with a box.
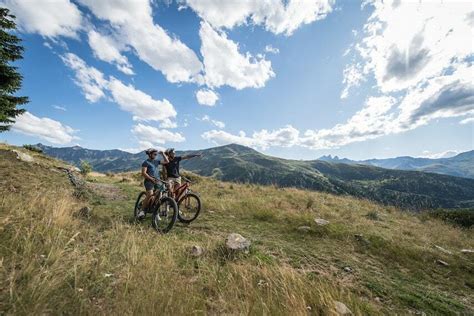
[0,7,28,132]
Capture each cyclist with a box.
[138,148,169,219]
[163,148,202,194]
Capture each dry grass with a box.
[0,145,473,315]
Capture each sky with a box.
[0,0,473,160]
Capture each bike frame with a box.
[147,181,168,212]
[173,182,190,202]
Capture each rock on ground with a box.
[315,218,329,226]
[434,245,452,254]
[14,150,34,162]
[226,233,251,252]
[189,245,204,257]
[334,301,352,315]
[297,226,311,232]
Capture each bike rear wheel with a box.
[152,196,178,233]
[134,191,146,221]
[177,192,201,224]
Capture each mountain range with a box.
[319,151,474,179]
[34,143,474,210]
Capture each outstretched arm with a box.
[181,153,202,160]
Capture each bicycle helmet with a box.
[145,148,158,155]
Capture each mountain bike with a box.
[134,179,178,233]
[169,176,201,224]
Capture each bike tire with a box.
[151,196,178,233]
[134,191,146,221]
[177,192,201,224]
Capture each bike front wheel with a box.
[134,191,146,221]
[177,192,201,224]
[151,196,178,233]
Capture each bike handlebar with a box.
[152,177,167,185]
[181,176,192,183]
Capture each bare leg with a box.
[142,190,154,210]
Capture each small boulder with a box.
[314,218,329,226]
[14,150,34,162]
[334,301,352,315]
[226,233,251,252]
[189,245,204,257]
[434,245,452,255]
[343,266,352,273]
[297,226,311,232]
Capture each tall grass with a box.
[0,184,369,315]
[1,147,473,315]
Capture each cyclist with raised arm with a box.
[138,148,168,219]
[162,148,202,194]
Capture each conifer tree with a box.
[0,7,28,132]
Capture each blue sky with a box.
[1,0,473,160]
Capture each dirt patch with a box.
[87,182,125,201]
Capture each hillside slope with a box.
[36,143,474,210]
[1,144,473,315]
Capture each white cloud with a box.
[202,125,299,150]
[196,88,219,106]
[107,77,177,122]
[203,68,473,150]
[87,30,134,75]
[12,112,78,144]
[78,0,203,83]
[340,63,364,99]
[200,22,274,89]
[200,115,225,129]
[2,0,83,38]
[62,53,177,123]
[254,125,300,148]
[394,64,474,131]
[460,116,474,125]
[132,123,185,148]
[60,53,108,102]
[185,0,333,36]
[202,130,262,148]
[299,96,398,149]
[52,105,67,111]
[304,64,473,149]
[264,45,279,54]
[334,0,474,147]
[420,150,460,159]
[343,0,473,95]
[159,118,178,129]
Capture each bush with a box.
[22,144,42,153]
[366,210,382,221]
[80,160,92,175]
[428,209,474,228]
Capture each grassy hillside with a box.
[36,143,474,210]
[1,144,473,315]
